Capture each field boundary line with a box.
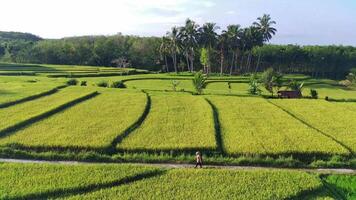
[6,169,165,200]
[109,90,151,153]
[205,98,225,154]
[0,85,67,109]
[1,158,356,174]
[0,91,99,138]
[267,100,354,156]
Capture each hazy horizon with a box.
[1,0,356,45]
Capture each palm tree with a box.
[179,19,199,72]
[167,27,181,73]
[225,25,242,74]
[159,36,171,72]
[253,14,277,71]
[218,31,229,75]
[242,26,263,72]
[199,22,219,74]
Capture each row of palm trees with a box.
[159,14,277,75]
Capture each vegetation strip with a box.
[0,91,99,138]
[0,85,67,109]
[109,91,152,153]
[267,100,354,156]
[205,98,224,154]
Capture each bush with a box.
[80,81,87,86]
[66,79,78,86]
[310,89,318,99]
[260,68,283,96]
[288,80,304,92]
[248,74,262,95]
[192,70,207,95]
[171,80,180,91]
[110,81,126,88]
[96,81,108,88]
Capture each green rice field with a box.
[1,63,356,199]
[1,162,348,200]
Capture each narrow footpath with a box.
[1,158,356,174]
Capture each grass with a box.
[0,163,159,199]
[270,99,356,153]
[0,89,147,150]
[67,168,323,200]
[323,174,356,199]
[125,79,195,92]
[0,87,96,134]
[118,92,216,152]
[207,96,348,156]
[0,75,64,104]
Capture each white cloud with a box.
[226,10,236,15]
[200,1,216,8]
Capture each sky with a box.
[1,0,356,45]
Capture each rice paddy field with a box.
[207,96,348,156]
[118,92,216,151]
[0,89,147,149]
[1,62,356,199]
[270,99,356,153]
[1,162,350,200]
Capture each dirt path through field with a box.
[1,158,355,174]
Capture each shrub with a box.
[288,80,304,92]
[260,68,283,96]
[66,79,78,86]
[110,81,126,88]
[171,80,180,91]
[192,70,207,95]
[339,80,353,87]
[248,74,262,95]
[96,81,108,88]
[310,89,318,99]
[80,81,87,86]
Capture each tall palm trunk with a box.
[165,55,169,72]
[234,49,239,73]
[247,51,252,72]
[185,52,190,72]
[190,48,194,72]
[255,52,262,72]
[173,52,177,73]
[230,51,235,75]
[220,46,224,76]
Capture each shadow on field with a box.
[204,98,224,155]
[0,92,99,139]
[109,91,152,153]
[0,63,60,72]
[7,169,166,200]
[0,85,67,109]
[267,100,354,156]
[286,175,348,200]
[285,185,332,200]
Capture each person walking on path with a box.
[195,151,203,168]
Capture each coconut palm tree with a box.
[242,26,263,72]
[253,14,277,71]
[159,36,171,72]
[179,19,199,72]
[225,24,243,74]
[167,27,181,73]
[199,22,219,74]
[218,31,229,75]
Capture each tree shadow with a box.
[7,169,166,200]
[0,92,99,138]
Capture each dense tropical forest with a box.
[1,14,356,78]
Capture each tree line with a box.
[1,19,356,79]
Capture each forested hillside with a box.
[1,30,356,78]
